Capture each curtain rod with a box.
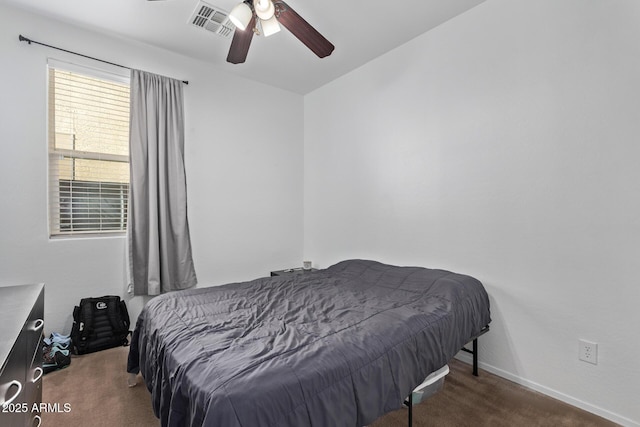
[18,34,189,85]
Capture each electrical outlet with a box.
[579,339,598,365]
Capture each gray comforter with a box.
[127,259,491,427]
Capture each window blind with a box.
[48,65,131,237]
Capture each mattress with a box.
[127,259,491,426]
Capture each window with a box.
[48,62,130,237]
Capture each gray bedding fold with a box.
[128,259,491,427]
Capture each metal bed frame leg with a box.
[472,338,479,376]
[405,326,489,425]
[460,325,489,377]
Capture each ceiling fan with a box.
[226,0,334,64]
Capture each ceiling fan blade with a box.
[275,1,334,58]
[227,15,256,64]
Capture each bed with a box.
[127,259,491,427]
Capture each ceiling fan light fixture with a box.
[260,15,281,37]
[229,2,253,31]
[253,0,275,20]
[226,0,334,64]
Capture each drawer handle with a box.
[32,414,42,427]
[1,380,22,405]
[32,367,43,383]
[32,319,44,331]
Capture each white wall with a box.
[304,0,640,425]
[0,4,303,335]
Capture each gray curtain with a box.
[128,69,197,296]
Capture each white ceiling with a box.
[3,0,485,94]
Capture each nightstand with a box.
[271,268,318,277]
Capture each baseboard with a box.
[454,353,639,427]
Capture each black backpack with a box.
[71,296,131,355]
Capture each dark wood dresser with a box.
[0,284,44,427]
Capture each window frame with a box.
[46,58,131,239]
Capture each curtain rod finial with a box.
[19,34,31,44]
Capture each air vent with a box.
[189,1,235,38]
